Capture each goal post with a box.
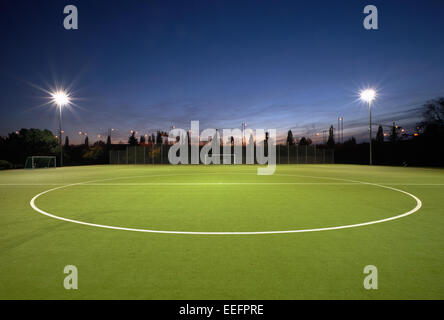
[24,156,57,169]
[203,154,236,165]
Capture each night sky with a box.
[1,0,444,143]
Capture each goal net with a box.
[203,154,236,165]
[25,156,57,169]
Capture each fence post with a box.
[160,144,163,164]
[126,147,129,164]
[296,145,299,164]
[314,145,317,164]
[287,143,290,164]
[305,145,308,164]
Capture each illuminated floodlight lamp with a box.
[51,90,70,107]
[360,88,376,103]
[50,89,71,167]
[359,88,377,166]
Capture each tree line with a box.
[335,98,444,166]
[1,98,443,169]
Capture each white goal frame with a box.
[25,156,57,169]
[203,154,236,165]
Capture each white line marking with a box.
[4,182,444,186]
[42,182,361,186]
[380,183,444,186]
[29,173,423,235]
[0,184,69,186]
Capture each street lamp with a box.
[51,90,70,167]
[360,88,376,165]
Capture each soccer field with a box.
[1,164,443,299]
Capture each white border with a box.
[29,173,422,235]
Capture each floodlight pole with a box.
[368,101,372,166]
[59,105,63,167]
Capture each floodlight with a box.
[49,88,72,167]
[360,89,376,103]
[359,88,377,165]
[51,90,70,107]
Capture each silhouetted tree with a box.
[83,141,106,163]
[343,137,356,146]
[327,125,335,148]
[390,123,398,143]
[128,132,138,146]
[376,125,384,144]
[64,136,70,148]
[286,130,294,145]
[249,134,254,146]
[84,136,89,147]
[299,137,308,146]
[0,128,58,165]
[140,135,146,144]
[106,135,111,147]
[156,131,162,145]
[419,98,444,141]
[422,98,444,125]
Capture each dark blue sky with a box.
[1,0,444,143]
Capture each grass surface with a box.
[0,164,443,299]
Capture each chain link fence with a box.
[109,145,334,165]
[276,145,334,164]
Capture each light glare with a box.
[360,89,376,103]
[51,90,70,107]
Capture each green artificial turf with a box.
[0,164,443,299]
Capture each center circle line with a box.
[29,172,422,235]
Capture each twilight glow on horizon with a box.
[1,0,444,144]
